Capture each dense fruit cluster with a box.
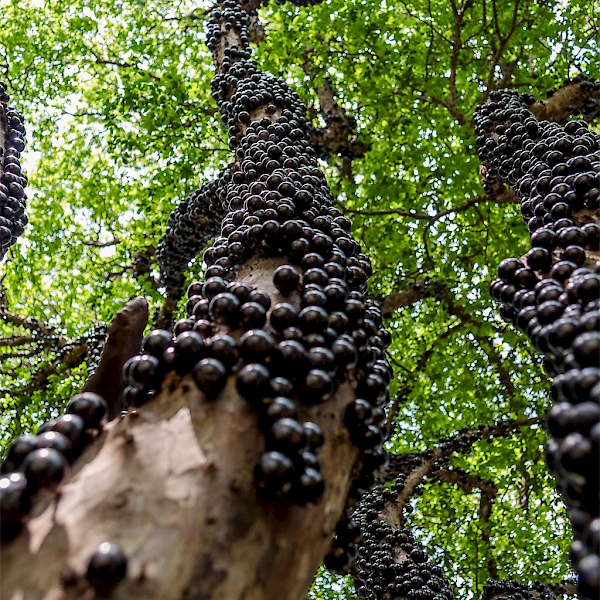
[122,261,390,506]
[156,173,229,294]
[84,323,108,378]
[124,0,391,532]
[476,88,600,599]
[482,579,575,600]
[349,476,454,600]
[0,81,28,262]
[0,392,108,539]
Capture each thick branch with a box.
[2,257,359,600]
[0,307,68,347]
[530,80,600,122]
[309,77,371,161]
[382,415,542,483]
[382,280,429,318]
[82,297,149,419]
[0,334,34,347]
[10,341,89,396]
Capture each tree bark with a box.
[82,297,149,419]
[1,255,360,600]
[530,81,600,123]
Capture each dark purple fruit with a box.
[209,292,241,325]
[270,418,307,455]
[236,363,271,401]
[269,302,298,332]
[270,376,294,397]
[193,358,227,397]
[0,472,31,527]
[141,330,173,358]
[239,302,267,329]
[239,329,275,364]
[67,393,108,430]
[2,435,38,473]
[255,451,294,499]
[265,397,298,422]
[21,448,68,493]
[332,338,357,369]
[303,369,333,401]
[86,542,128,595]
[206,334,238,368]
[296,467,325,505]
[273,264,300,294]
[35,431,73,461]
[298,306,328,333]
[248,289,271,311]
[303,422,325,452]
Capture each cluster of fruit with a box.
[476,88,599,599]
[156,172,229,295]
[83,323,108,379]
[350,477,454,600]
[531,75,599,121]
[1,392,108,537]
[0,81,28,262]
[482,578,574,600]
[0,392,127,594]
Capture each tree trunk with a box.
[2,1,391,596]
[2,255,360,600]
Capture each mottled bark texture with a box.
[1,257,360,600]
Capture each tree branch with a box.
[309,76,371,163]
[83,234,121,248]
[0,334,34,347]
[344,190,517,223]
[530,79,600,122]
[381,281,428,317]
[82,297,149,419]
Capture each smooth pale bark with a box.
[1,256,360,600]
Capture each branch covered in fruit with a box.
[0,81,28,261]
[528,77,600,123]
[1,0,395,598]
[476,87,600,599]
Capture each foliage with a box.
[2,0,598,597]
